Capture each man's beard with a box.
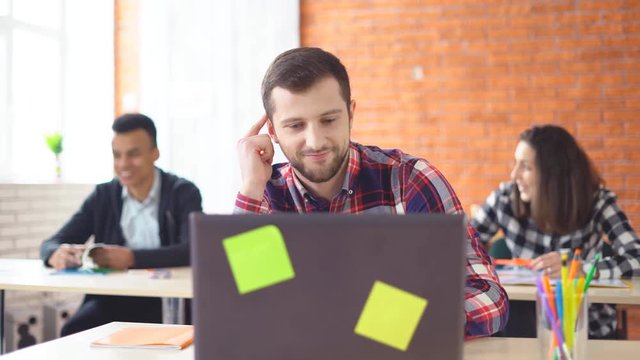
[288,144,349,183]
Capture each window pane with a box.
[11,28,61,182]
[0,34,7,181]
[0,0,9,17]
[13,0,61,29]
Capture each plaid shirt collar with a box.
[289,142,361,202]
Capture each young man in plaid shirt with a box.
[235,47,508,338]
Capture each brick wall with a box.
[301,0,640,226]
[0,183,93,350]
[115,0,140,115]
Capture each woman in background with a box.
[471,124,640,338]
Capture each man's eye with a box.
[322,118,336,124]
[287,123,302,129]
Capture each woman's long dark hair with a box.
[512,125,603,234]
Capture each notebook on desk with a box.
[190,214,466,360]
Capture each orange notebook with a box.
[91,325,194,350]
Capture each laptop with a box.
[190,214,466,359]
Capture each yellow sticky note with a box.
[222,225,295,294]
[354,281,428,351]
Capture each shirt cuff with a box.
[234,192,265,214]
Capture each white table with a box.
[1,322,193,359]
[502,279,640,304]
[465,337,640,359]
[0,259,191,353]
[0,259,191,297]
[3,322,638,359]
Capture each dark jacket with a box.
[40,169,203,269]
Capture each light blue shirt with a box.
[120,169,161,249]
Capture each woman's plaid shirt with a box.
[472,181,640,337]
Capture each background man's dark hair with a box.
[112,113,157,148]
[261,47,351,119]
[512,124,602,234]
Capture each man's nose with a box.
[305,126,327,150]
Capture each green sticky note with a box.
[354,281,428,351]
[222,225,295,294]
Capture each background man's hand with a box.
[48,244,86,270]
[237,115,275,200]
[90,245,134,270]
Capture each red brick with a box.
[577,123,625,136]
[531,99,577,112]
[508,14,557,28]
[556,13,601,27]
[531,74,577,87]
[488,101,530,113]
[604,111,639,122]
[601,36,640,48]
[606,176,626,190]
[557,111,602,122]
[468,113,511,123]
[530,26,576,37]
[578,98,626,111]
[557,87,600,99]
[510,62,557,75]
[513,87,556,100]
[618,188,640,202]
[488,26,529,40]
[603,137,640,149]
[574,74,614,87]
[579,48,626,62]
[579,0,626,11]
[556,37,602,49]
[589,149,626,161]
[604,87,640,97]
[556,62,601,74]
[626,123,640,136]
[510,112,555,124]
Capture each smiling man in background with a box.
[40,113,202,336]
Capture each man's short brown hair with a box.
[261,47,351,119]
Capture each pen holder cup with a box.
[536,291,587,360]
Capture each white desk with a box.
[0,259,191,298]
[503,279,640,304]
[1,322,193,360]
[4,259,637,305]
[0,259,191,354]
[465,337,640,359]
[3,322,638,359]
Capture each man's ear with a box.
[153,147,160,161]
[349,99,356,130]
[267,118,279,144]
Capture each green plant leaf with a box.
[45,133,63,155]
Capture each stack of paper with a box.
[91,325,194,350]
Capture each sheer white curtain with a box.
[137,0,299,213]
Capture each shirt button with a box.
[348,189,354,195]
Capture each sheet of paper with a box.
[354,280,428,351]
[222,225,295,294]
[496,268,631,288]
